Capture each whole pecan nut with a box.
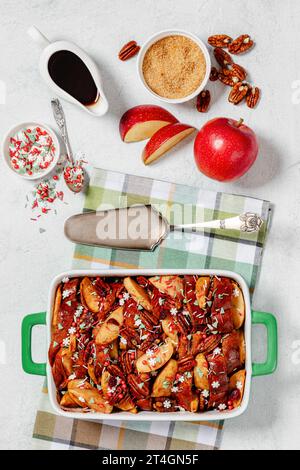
[208,34,232,48]
[228,82,249,105]
[214,47,233,67]
[196,90,211,113]
[246,86,260,108]
[228,35,254,55]
[118,40,140,61]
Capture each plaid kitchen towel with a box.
[32,168,271,450]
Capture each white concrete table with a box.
[0,0,299,450]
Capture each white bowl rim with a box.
[137,29,211,104]
[1,121,61,180]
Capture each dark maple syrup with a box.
[48,50,99,106]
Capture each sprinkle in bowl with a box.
[2,121,60,180]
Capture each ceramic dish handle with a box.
[251,310,278,376]
[22,312,47,376]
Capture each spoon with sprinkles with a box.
[51,99,85,193]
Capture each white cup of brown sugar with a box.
[137,30,211,104]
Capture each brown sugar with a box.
[142,35,206,99]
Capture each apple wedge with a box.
[142,122,196,165]
[119,105,178,142]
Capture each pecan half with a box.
[120,350,135,374]
[208,35,232,48]
[106,364,125,380]
[177,355,196,373]
[136,397,153,411]
[228,82,249,105]
[246,86,260,108]
[209,66,219,82]
[128,373,150,399]
[218,69,240,87]
[231,63,247,81]
[118,40,140,61]
[153,397,177,412]
[228,35,254,55]
[120,327,140,349]
[196,90,210,112]
[214,47,233,67]
[139,310,157,328]
[176,312,192,335]
[192,333,222,355]
[177,335,190,359]
[219,64,246,86]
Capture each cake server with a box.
[64,205,263,251]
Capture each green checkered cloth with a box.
[32,168,271,450]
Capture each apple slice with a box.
[142,123,196,165]
[119,105,178,142]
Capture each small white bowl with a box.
[2,121,60,180]
[137,29,211,104]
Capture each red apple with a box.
[194,117,259,182]
[119,105,178,142]
[142,123,195,165]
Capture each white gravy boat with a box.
[27,26,108,117]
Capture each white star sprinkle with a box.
[163,399,171,409]
[123,292,130,300]
[68,327,76,335]
[62,337,70,347]
[213,347,222,356]
[171,386,179,393]
[201,389,209,398]
[211,380,220,389]
[218,403,227,410]
[62,277,70,283]
[170,308,178,316]
[146,349,155,357]
[62,289,72,299]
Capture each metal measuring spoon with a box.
[51,98,84,193]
